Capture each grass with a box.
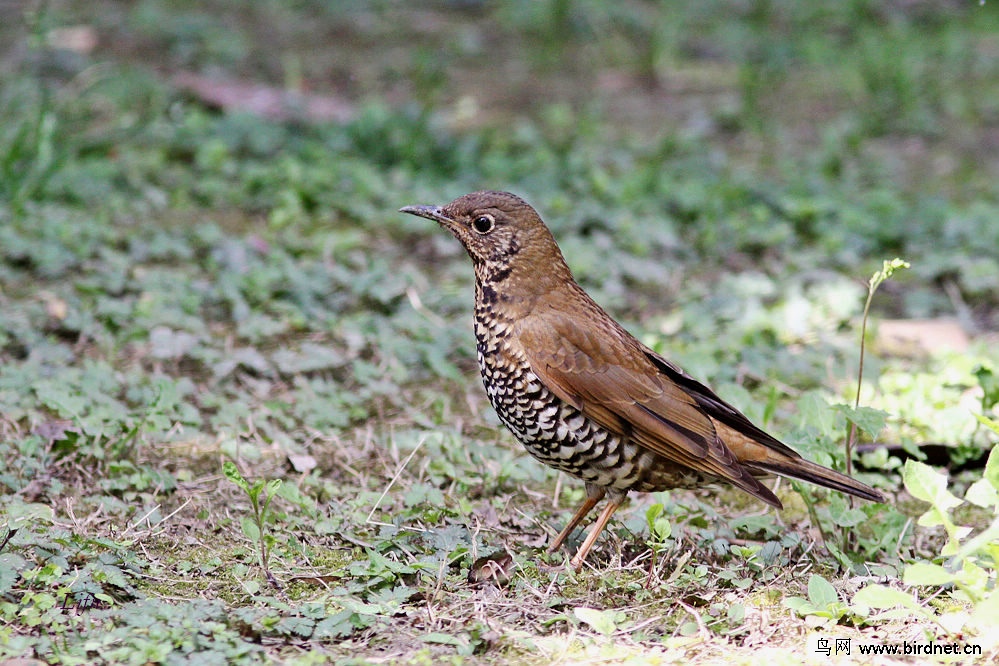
[1,1,998,664]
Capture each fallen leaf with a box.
[876,318,969,355]
[467,550,514,586]
[173,72,356,123]
[47,26,97,54]
[287,454,317,474]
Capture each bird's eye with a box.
[472,215,494,234]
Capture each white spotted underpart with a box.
[472,287,711,493]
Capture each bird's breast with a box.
[470,300,721,494]
[470,303,661,491]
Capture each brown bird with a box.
[400,191,886,570]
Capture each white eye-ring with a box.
[472,214,495,234]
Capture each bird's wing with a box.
[516,308,781,506]
[641,349,801,458]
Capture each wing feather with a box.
[515,310,781,507]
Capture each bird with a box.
[400,190,887,570]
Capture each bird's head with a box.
[400,190,571,288]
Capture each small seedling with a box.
[644,497,673,586]
[846,258,910,475]
[222,461,283,589]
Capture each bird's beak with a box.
[399,204,452,224]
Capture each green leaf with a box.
[951,516,999,567]
[828,502,867,528]
[974,366,999,412]
[807,574,839,608]
[276,480,316,509]
[903,460,962,513]
[975,414,999,437]
[796,391,837,434]
[965,478,998,509]
[868,258,910,291]
[852,584,926,617]
[970,583,999,627]
[574,607,620,636]
[241,516,261,541]
[222,461,249,493]
[983,444,999,492]
[420,632,467,647]
[248,478,265,504]
[903,561,957,586]
[4,502,55,526]
[0,553,27,595]
[727,603,745,624]
[678,621,700,636]
[835,404,888,440]
[783,597,819,617]
[645,503,671,541]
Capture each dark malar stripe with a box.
[487,265,512,282]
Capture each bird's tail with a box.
[745,457,887,503]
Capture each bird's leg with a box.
[547,484,606,554]
[569,495,625,571]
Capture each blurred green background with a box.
[2,1,998,664]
